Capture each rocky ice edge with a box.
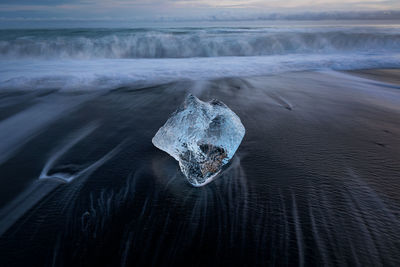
[152,94,245,187]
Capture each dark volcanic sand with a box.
[348,69,400,86]
[0,70,400,266]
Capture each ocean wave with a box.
[1,28,400,59]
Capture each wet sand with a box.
[0,70,399,266]
[347,69,400,86]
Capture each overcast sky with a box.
[1,0,400,20]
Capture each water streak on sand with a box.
[0,95,94,165]
[39,122,99,182]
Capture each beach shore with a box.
[0,69,399,266]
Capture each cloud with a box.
[0,0,78,5]
[0,0,399,19]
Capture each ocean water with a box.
[1,21,400,90]
[0,21,400,266]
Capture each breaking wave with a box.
[1,27,400,59]
[1,26,400,91]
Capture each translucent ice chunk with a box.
[152,94,245,186]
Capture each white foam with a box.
[1,27,400,59]
[1,53,399,91]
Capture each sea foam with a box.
[1,53,399,91]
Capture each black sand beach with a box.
[348,69,400,85]
[0,69,399,266]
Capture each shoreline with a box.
[0,67,399,266]
[345,68,400,86]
